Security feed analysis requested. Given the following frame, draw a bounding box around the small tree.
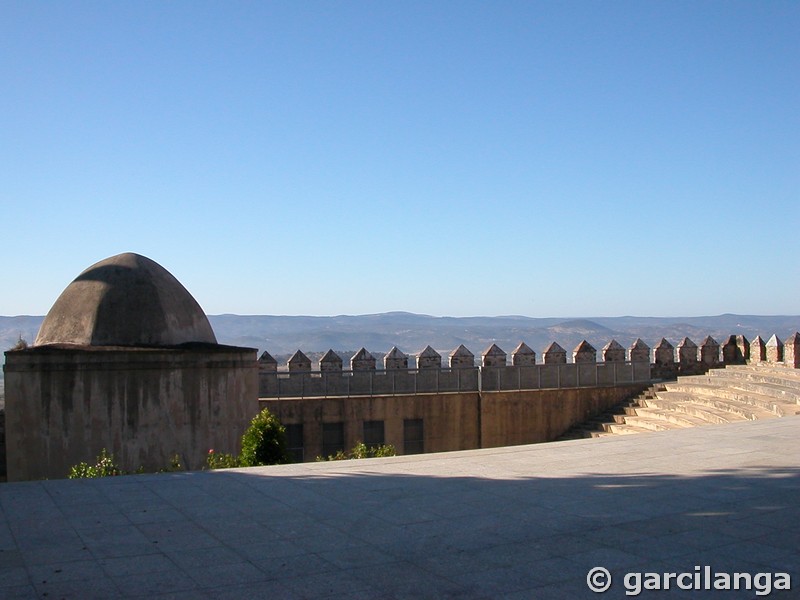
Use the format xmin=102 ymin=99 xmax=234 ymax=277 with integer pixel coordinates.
xmin=238 ymin=408 xmax=291 ymax=466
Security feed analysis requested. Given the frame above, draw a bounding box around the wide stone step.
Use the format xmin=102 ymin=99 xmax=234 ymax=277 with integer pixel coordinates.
xmin=609 ymin=417 xmax=685 ymax=432
xmin=660 ymin=383 xmax=799 ymax=416
xmin=647 ymin=391 xmax=778 ymax=421
xmin=603 ymin=422 xmax=655 ymax=435
xmin=703 ymin=368 xmax=800 ymax=391
xmin=630 ymin=407 xmax=712 ymax=428
xmin=716 ymin=381 xmax=800 ymax=411
xmin=588 ymin=430 xmax=617 ymax=438
xmin=641 ymin=396 xmax=747 ymax=424
xmin=721 ymin=364 xmax=800 ymax=382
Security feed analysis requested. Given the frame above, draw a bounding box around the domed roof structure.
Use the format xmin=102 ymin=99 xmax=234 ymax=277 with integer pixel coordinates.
xmin=34 ymin=253 xmax=217 ymax=347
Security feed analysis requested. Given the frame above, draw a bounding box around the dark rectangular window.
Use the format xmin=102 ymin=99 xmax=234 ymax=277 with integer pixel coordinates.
xmin=322 ymin=422 xmax=345 ymax=458
xmin=363 ymin=420 xmax=384 ymax=448
xmin=285 ymin=423 xmax=304 ymax=463
xmin=403 ymin=418 xmax=424 ymax=455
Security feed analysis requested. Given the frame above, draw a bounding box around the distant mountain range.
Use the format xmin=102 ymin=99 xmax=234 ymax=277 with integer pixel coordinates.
xmin=3 ymin=312 xmax=800 ymax=370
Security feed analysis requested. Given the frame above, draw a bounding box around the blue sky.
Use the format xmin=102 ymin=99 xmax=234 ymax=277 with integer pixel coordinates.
xmin=2 ymin=1 xmax=798 ymax=317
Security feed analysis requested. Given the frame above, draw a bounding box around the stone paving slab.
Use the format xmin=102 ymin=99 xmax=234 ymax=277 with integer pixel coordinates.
xmin=1 ymin=416 xmax=798 ymax=599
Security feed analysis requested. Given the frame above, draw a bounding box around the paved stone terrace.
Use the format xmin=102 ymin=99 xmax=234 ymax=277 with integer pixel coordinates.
xmin=1 ymin=417 xmax=798 ymax=599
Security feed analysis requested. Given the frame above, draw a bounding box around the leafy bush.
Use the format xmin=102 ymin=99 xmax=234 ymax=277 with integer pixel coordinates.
xmin=68 ymin=448 xmax=122 ymax=478
xmin=158 ymin=454 xmax=184 ymax=473
xmin=238 ymin=408 xmax=291 ymax=467
xmin=68 ymin=449 xmax=185 ymax=477
xmin=317 ymin=441 xmax=396 ymax=461
xmin=206 ymin=449 xmax=239 ymax=469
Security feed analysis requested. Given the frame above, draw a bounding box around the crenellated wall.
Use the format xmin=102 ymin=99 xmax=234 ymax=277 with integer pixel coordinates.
xmin=256 ymin=331 xmax=799 ymax=463
xmin=258 ymin=333 xmax=800 ymax=399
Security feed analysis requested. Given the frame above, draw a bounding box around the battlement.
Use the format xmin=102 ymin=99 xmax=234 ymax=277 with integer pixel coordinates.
xmin=259 ymin=333 xmax=800 ymax=398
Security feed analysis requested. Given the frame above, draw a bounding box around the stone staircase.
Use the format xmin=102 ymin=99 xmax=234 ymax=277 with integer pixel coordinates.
xmin=557 ymin=363 xmax=800 ymax=439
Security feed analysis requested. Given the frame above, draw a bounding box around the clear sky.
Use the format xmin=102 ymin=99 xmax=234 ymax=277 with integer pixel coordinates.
xmin=2 ymin=1 xmax=798 ymax=318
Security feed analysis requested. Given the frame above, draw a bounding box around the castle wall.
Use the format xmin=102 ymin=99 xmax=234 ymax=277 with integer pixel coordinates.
xmin=260 ymin=362 xmax=651 ymax=398
xmin=263 ymin=392 xmax=481 ymax=460
xmin=261 ymin=383 xmax=646 ymax=461
xmin=479 ymin=384 xmax=647 ymax=448
xmin=3 ymin=346 xmax=257 ymax=481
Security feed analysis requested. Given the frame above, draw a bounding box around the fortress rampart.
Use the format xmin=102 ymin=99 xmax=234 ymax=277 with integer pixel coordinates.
xmin=258 ymin=333 xmax=800 ymax=399
xmin=259 ymin=332 xmax=799 ymax=462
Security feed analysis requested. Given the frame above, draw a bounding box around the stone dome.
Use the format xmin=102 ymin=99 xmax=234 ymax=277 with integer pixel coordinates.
xmin=34 ymin=253 xmax=217 ymax=347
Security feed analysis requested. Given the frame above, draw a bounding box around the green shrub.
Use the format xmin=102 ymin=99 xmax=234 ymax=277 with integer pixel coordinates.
xmin=317 ymin=441 xmax=396 ymax=461
xmin=68 ymin=449 xmax=185 ymax=477
xmin=238 ymin=408 xmax=291 ymax=467
xmin=68 ymin=448 xmax=122 ymax=478
xmin=206 ymin=449 xmax=239 ymax=469
xmin=158 ymin=454 xmax=184 ymax=473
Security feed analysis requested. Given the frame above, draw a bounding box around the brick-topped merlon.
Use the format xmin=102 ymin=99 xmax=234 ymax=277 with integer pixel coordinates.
xmin=629 ymin=339 xmax=650 ymax=363
xmin=750 ymin=336 xmax=766 ymax=363
xmin=449 ymin=344 xmax=475 ymax=369
xmin=784 ymin=332 xmax=800 ymax=368
xmin=572 ymin=340 xmax=596 ymax=363
xmin=542 ymin=342 xmax=566 ymax=365
xmin=288 ymin=350 xmax=312 ymax=372
xmin=384 ymin=346 xmax=408 ymax=370
xmin=481 ymin=344 xmax=506 ymax=368
xmin=319 ymin=349 xmax=343 ymax=372
xmin=511 ymin=342 xmax=536 ymax=366
xmin=699 ymin=336 xmax=720 ymax=366
xmin=417 ymin=345 xmax=442 ymax=370
xmin=654 ymin=338 xmax=675 ymax=365
xmin=602 ymin=340 xmax=626 ymax=362
xmin=722 ymin=335 xmax=748 ymax=365
xmin=736 ymin=335 xmax=751 ymax=363
xmin=765 ymin=335 xmax=783 ymax=363
xmin=258 ymin=350 xmax=278 ymax=373
xmin=677 ymin=337 xmax=698 ymax=365
xmin=351 ymin=347 xmax=376 ymax=371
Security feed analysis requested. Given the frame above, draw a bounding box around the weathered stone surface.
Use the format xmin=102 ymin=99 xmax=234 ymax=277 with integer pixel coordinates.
xmin=320 ymin=349 xmax=343 ymax=372
xmin=572 ymin=340 xmax=596 ymax=363
xmin=351 ymin=347 xmax=376 ymax=371
xmin=481 ymin=344 xmax=507 ymax=368
xmin=766 ymin=334 xmax=783 ymax=363
xmin=784 ymin=332 xmax=800 ymax=368
xmin=416 ymin=345 xmax=441 ymax=369
xmin=699 ymin=336 xmax=720 ymax=366
xmin=602 ymin=340 xmax=626 ymax=363
xmin=288 ymin=350 xmax=311 ymax=372
xmin=677 ymin=337 xmax=698 ymax=365
xmin=736 ymin=334 xmax=751 ymax=363
xmin=750 ymin=336 xmax=766 ymax=363
xmin=629 ymin=339 xmax=650 ymax=363
xmin=722 ymin=335 xmax=748 ymax=365
xmin=5 ymin=253 xmax=257 ymax=482
xmin=653 ymin=338 xmax=674 ymax=365
xmin=511 ymin=342 xmax=536 ymax=366
xmin=449 ymin=344 xmax=475 ymax=369
xmin=384 ymin=346 xmax=408 ymax=370
xmin=258 ymin=350 xmax=278 ymax=372
xmin=34 ymin=252 xmax=217 ymax=347
xmin=5 ymin=346 xmax=257 ymax=481
xmin=542 ymin=342 xmax=566 ymax=364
